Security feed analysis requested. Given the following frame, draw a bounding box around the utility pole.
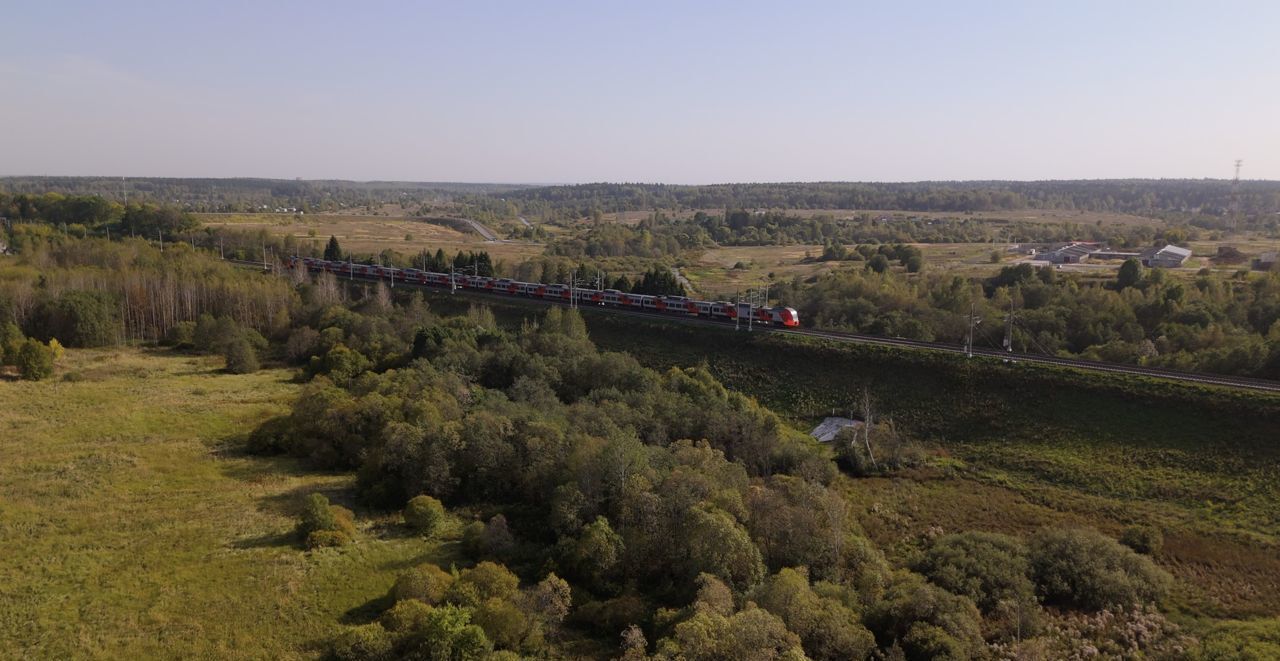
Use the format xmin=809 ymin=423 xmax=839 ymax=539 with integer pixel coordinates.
xmin=734 ymin=290 xmax=741 ymax=331
xmin=965 ymin=302 xmax=981 ymax=358
xmin=158 ymin=229 xmax=164 ymax=253
xmin=1004 ymin=297 xmax=1016 ymax=356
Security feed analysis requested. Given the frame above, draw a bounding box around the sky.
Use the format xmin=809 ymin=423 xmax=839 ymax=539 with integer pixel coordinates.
xmin=1 ymin=1 xmax=1278 ymax=184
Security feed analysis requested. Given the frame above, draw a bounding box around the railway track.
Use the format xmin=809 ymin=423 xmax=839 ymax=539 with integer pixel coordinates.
xmin=231 ymin=259 xmax=1280 ymax=394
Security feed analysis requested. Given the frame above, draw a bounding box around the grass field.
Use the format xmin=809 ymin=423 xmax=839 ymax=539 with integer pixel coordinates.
xmin=0 ymin=349 xmax=458 ymax=659
xmin=198 ymin=213 xmax=545 ymax=265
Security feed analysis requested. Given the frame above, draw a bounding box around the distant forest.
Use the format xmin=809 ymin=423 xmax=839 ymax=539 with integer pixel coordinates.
xmin=0 ymin=177 xmax=532 ymax=214
xmin=8 ymin=177 xmax=1280 ymax=221
xmin=487 ymin=180 xmax=1280 ymax=219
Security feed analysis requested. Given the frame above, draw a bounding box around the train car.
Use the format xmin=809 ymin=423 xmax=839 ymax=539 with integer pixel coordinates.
xmin=283 ymin=257 xmax=800 ymax=328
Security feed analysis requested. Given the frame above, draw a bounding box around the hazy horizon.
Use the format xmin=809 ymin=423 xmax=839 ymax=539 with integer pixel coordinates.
xmin=3 ymin=1 xmax=1278 ymax=183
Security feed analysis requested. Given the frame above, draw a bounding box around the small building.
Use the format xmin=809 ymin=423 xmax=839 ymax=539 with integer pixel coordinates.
xmin=810 ymin=417 xmax=862 ymax=443
xmin=1140 ymin=245 xmax=1192 ymax=268
xmin=1034 ymin=242 xmax=1101 ymax=264
xmin=1255 ymin=252 xmax=1279 ymax=272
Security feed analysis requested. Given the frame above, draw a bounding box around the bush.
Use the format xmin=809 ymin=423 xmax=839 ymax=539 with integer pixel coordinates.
xmin=1119 ymin=525 xmax=1163 ymax=556
xmin=1028 ymin=528 xmax=1172 ymax=611
xmin=751 ymin=568 xmax=877 ymax=660
xmin=1 ymin=322 xmax=24 ymax=363
xmin=330 ymin=623 xmax=394 ymax=661
xmin=245 ymin=415 xmax=292 ymax=455
xmin=296 ymin=493 xmax=356 ymax=548
xmin=404 ymin=495 xmax=445 ymax=536
xmin=306 ymin=529 xmax=351 ymax=549
xmin=167 ymin=321 xmax=196 ymax=347
xmin=393 ymin=564 xmax=454 ymax=605
xmin=864 ymin=572 xmax=984 ymax=660
xmin=224 ymin=335 xmax=260 ymax=373
xmin=15 ymin=338 xmax=55 ymax=380
xmin=917 ymin=532 xmax=1035 ymax=614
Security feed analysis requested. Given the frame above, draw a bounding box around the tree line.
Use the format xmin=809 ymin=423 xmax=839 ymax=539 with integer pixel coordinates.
xmin=480 ymin=180 xmax=1280 ymax=220
xmin=773 ymin=260 xmax=1280 ymax=378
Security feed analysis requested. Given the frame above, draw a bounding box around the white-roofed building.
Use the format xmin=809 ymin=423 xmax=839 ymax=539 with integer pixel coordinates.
xmin=1140 ymin=245 xmax=1192 ymax=268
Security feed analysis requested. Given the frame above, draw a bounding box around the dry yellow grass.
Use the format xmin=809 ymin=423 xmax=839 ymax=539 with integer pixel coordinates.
xmin=199 ymin=213 xmax=545 ymax=264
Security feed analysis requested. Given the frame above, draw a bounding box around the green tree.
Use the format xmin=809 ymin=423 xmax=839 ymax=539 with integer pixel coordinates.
xmin=296 ymin=492 xmax=356 ymax=548
xmin=404 ymin=495 xmax=445 ymax=536
xmin=37 ymin=290 xmax=122 ymax=347
xmin=867 ymin=254 xmax=891 ymax=273
xmin=751 ymin=568 xmax=877 ymax=660
xmin=330 ymin=623 xmax=394 ymax=661
xmin=15 ymin=338 xmax=55 ymax=380
xmin=0 ymin=322 xmax=25 ymax=364
xmin=1118 ymin=258 xmax=1144 ymax=290
xmin=224 ymin=335 xmax=260 ymax=374
xmin=917 ymin=531 xmax=1035 ymax=614
xmin=393 ymin=564 xmax=455 ymax=605
xmin=1028 ymin=527 xmax=1172 ymax=611
xmin=325 ymin=235 xmax=344 ymax=261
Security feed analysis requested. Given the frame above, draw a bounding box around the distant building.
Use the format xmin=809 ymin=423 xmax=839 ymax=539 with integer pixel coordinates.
xmin=810 ymin=417 xmax=861 ymax=443
xmin=1255 ymin=252 xmax=1279 ymax=271
xmin=1090 ymin=249 xmax=1141 ymax=261
xmin=1035 ymin=242 xmax=1101 ymax=264
xmin=1140 ymin=245 xmax=1192 ymax=268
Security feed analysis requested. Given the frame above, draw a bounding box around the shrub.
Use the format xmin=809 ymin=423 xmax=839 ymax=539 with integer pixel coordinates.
xmin=1028 ymin=528 xmax=1172 ymax=611
xmin=330 ymin=623 xmax=394 ymax=661
xmin=224 ymin=335 xmax=260 ymax=373
xmin=306 ymin=529 xmax=351 ymax=549
xmin=1 ymin=322 xmax=24 ymax=363
xmin=445 ymin=562 xmax=520 ymax=609
xmin=167 ymin=321 xmax=196 ymax=347
xmin=751 ymin=568 xmax=877 ymax=661
xmin=404 ymin=495 xmax=445 ymax=536
xmin=864 ymin=571 xmax=984 ymax=660
xmin=483 ymin=515 xmax=515 ymax=557
xmin=461 ymin=521 xmax=486 ymax=558
xmin=917 ymin=532 xmax=1036 ymax=614
xmin=393 ymin=564 xmax=455 ymax=605
xmin=1119 ymin=525 xmax=1163 ymax=556
xmin=296 ymin=493 xmax=356 ymax=548
xmin=15 ymin=338 xmax=55 ymax=380
xmin=245 ymin=415 xmax=292 ymax=455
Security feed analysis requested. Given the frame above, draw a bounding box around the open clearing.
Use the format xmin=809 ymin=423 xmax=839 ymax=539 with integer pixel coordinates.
xmin=0 ymin=349 xmax=456 ymax=659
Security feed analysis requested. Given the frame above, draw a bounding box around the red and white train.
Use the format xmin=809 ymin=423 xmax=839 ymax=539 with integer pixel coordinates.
xmin=286 ymin=257 xmax=800 ymax=327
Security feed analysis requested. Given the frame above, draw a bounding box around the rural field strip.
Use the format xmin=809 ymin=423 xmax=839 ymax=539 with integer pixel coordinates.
xmin=229 ymin=260 xmax=1280 ymax=394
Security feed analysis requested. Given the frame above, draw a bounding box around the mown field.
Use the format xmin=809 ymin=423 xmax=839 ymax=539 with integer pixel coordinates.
xmin=198 ymin=213 xmax=544 ymax=264
xmin=0 ymin=349 xmax=459 ymax=659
